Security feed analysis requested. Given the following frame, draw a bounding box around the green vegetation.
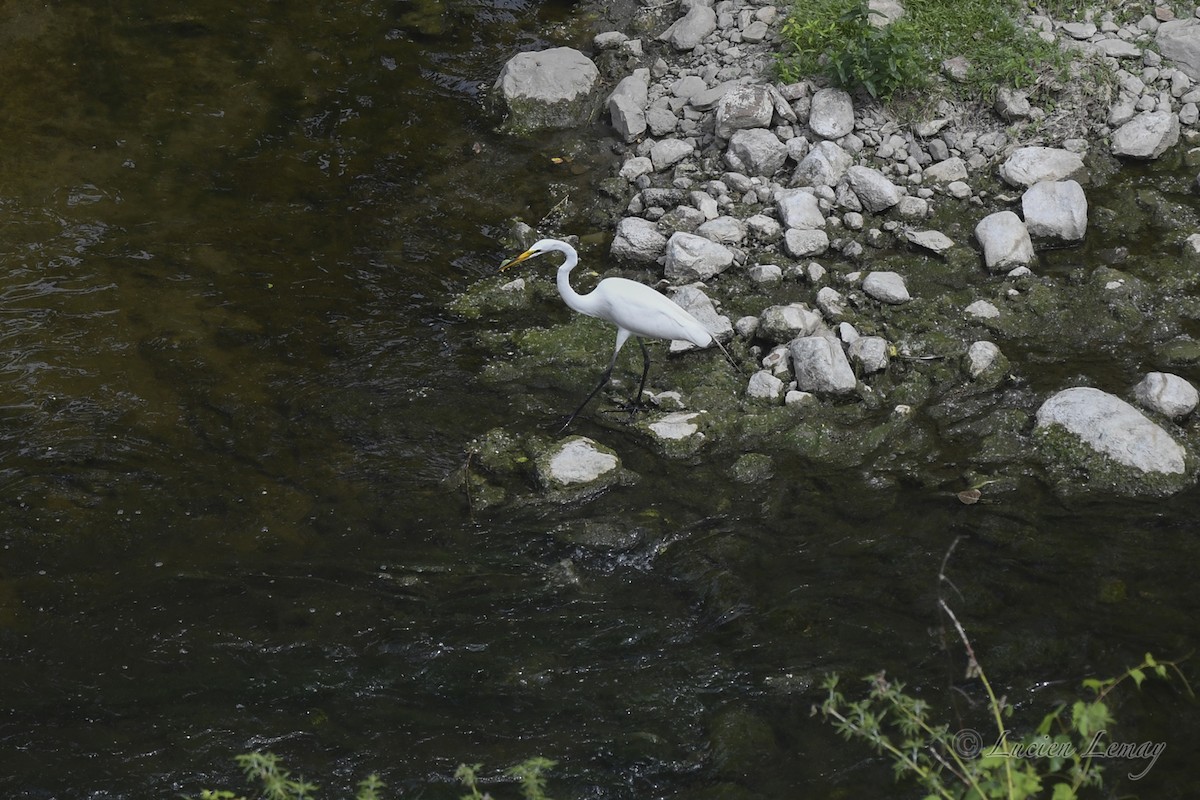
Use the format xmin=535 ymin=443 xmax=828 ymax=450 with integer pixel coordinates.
xmin=815 ymin=602 xmax=1192 ymax=799
xmin=190 ymin=755 xmax=557 ymax=800
xmin=778 ymin=0 xmax=1073 ymax=100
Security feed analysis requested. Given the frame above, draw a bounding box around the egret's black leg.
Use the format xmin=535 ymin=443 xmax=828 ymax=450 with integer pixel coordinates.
xmin=626 ymin=337 xmax=652 ymax=415
xmin=560 ymin=346 xmax=621 ymax=432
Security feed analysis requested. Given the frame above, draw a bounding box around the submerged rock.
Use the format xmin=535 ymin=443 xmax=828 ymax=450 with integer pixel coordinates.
xmin=495 ymin=47 xmax=600 ymax=133
xmin=1035 ymin=386 xmax=1188 ymax=477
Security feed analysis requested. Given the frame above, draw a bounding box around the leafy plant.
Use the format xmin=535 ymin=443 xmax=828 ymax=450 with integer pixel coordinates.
xmin=779 ymin=0 xmax=925 ymax=99
xmin=778 ymin=0 xmax=1073 ymax=102
xmin=815 ymin=601 xmax=1192 ymax=800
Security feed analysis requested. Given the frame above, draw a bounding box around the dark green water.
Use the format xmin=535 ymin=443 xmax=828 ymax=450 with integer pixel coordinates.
xmin=0 ymin=2 xmax=1198 ymax=798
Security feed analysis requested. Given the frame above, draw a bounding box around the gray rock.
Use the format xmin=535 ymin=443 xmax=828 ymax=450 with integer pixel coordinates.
xmin=789 ymin=335 xmax=857 ymax=395
xmin=923 ymin=156 xmax=968 ymax=183
xmin=846 ymin=165 xmax=902 ymax=212
xmin=646 ymin=105 xmax=678 ymax=136
xmin=667 ymin=283 xmax=732 ymax=347
xmin=792 ymin=140 xmax=853 ymax=187
xmin=867 ymin=0 xmax=905 ymax=27
xmin=1022 ymin=180 xmax=1088 ymax=242
xmin=745 ymin=214 xmax=783 ymax=241
xmin=746 ymin=370 xmax=785 ymax=401
xmin=664 ymin=232 xmax=735 ymax=282
xmin=1111 ymin=111 xmax=1180 ymax=159
xmin=688 ymin=190 xmax=719 ymax=221
xmin=725 ymin=128 xmax=788 ymax=176
xmin=808 ymin=88 xmax=855 ymax=139
xmin=1134 ymin=372 xmax=1199 ymax=418
xmin=611 ymin=217 xmax=668 ymax=264
xmin=905 ymin=229 xmax=955 ymax=255
xmin=1036 ymin=387 xmax=1187 ymax=475
xmin=660 ymin=3 xmax=718 ymax=51
xmin=998 ymin=147 xmax=1085 ymax=188
xmin=975 ymin=211 xmax=1034 ymax=271
xmin=650 ymin=138 xmax=695 ymax=171
xmin=715 ymin=85 xmax=775 ymax=139
xmin=896 ymin=196 xmax=928 ymax=219
xmin=1158 ymin=18 xmax=1200 ymax=81
xmin=1092 ymin=38 xmax=1143 ymax=59
xmin=689 ymin=80 xmax=740 ymax=111
xmin=994 ymin=88 xmax=1031 ymax=120
xmin=619 ymin=156 xmax=654 ymax=181
xmin=495 ymin=47 xmax=601 ymax=133
xmin=965 ymin=340 xmax=1001 ymax=378
xmin=848 ymin=336 xmax=889 ymax=373
xmin=862 ymin=271 xmax=911 ymax=304
xmin=671 ymin=75 xmax=708 ymax=99
xmin=783 ymin=228 xmax=830 ymax=258
xmin=607 ymin=69 xmax=650 ymax=142
xmin=815 ymin=286 xmax=846 ymax=318
xmin=759 ymin=303 xmax=824 ymax=343
xmin=536 ymin=436 xmax=621 ymax=490
xmin=776 ymin=189 xmax=825 ymax=229
xmin=747 ymin=263 xmax=783 ymax=285
xmin=965 ymin=299 xmax=1000 ymax=319
xmin=697 ymin=215 xmax=746 ymax=245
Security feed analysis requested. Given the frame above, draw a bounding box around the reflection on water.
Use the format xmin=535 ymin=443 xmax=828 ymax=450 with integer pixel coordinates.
xmin=1 ymin=1 xmax=1199 ymax=799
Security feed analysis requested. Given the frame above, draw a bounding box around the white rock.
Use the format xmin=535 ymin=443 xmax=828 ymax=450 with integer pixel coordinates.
xmin=611 ymin=217 xmax=667 ymax=264
xmin=848 ymin=336 xmax=890 ymax=373
xmin=965 ymin=300 xmax=1000 ymax=319
xmin=862 ymin=271 xmax=911 ymax=304
xmin=619 ymin=156 xmax=654 ymax=181
xmin=494 ymin=47 xmax=601 ymax=131
xmin=715 ymin=85 xmax=775 ymax=138
xmin=1158 ymin=18 xmax=1200 ymax=81
xmin=539 ymin=436 xmax=619 ymax=487
xmin=1134 ymin=372 xmax=1199 ymax=418
xmin=659 ymin=3 xmax=718 ymax=51
xmin=924 ymin=156 xmax=969 ymax=183
xmin=648 ymin=411 xmax=706 ymax=440
xmin=607 ymin=69 xmax=650 ymax=142
xmin=791 ymin=140 xmax=853 ymax=187
xmin=998 ymin=147 xmax=1085 ymax=188
xmin=906 ymin=229 xmax=955 ymax=255
xmin=1021 ymin=180 xmax=1087 ymax=242
xmin=845 ymin=165 xmax=902 ymax=212
xmin=1035 ymin=387 xmax=1187 ymax=474
xmin=667 ymin=284 xmax=732 ymax=346
xmin=776 ymin=189 xmax=825 ymax=229
xmin=783 ymin=228 xmax=830 ymax=258
xmin=808 ymin=87 xmax=855 ymax=139
xmin=697 ymin=215 xmax=746 ymax=245
xmin=746 ymin=370 xmax=785 ymax=401
xmin=789 ymin=335 xmax=857 ymax=395
xmin=745 ymin=215 xmax=783 ymax=241
xmin=1111 ymin=111 xmax=1180 ymax=159
xmin=966 ymin=340 xmax=1001 ymax=378
xmin=785 ymin=390 xmax=817 ymax=407
xmin=975 ymin=211 xmax=1034 ymax=272
xmin=747 ymin=263 xmax=783 ymax=285
xmin=650 ymin=138 xmax=695 ymax=171
xmin=759 ymin=303 xmax=824 ymax=343
xmin=664 ymin=232 xmax=735 ymax=282
xmin=725 ymin=128 xmax=788 ymax=176
xmin=815 ymin=286 xmax=846 ymax=318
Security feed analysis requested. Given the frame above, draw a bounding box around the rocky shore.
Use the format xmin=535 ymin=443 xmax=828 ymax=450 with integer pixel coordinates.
xmin=455 ymin=0 xmax=1200 ymax=504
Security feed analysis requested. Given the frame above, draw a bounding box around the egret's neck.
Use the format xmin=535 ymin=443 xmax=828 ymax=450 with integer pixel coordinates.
xmin=556 ymin=261 xmax=593 ymax=316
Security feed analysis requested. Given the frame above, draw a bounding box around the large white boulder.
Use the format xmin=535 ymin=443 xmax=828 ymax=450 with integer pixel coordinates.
xmin=495 ymin=47 xmax=600 ymax=133
xmin=1036 ymin=387 xmax=1186 ymax=475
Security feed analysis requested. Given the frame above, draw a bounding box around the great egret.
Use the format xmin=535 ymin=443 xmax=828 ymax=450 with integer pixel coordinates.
xmin=501 ymin=237 xmax=734 ymax=429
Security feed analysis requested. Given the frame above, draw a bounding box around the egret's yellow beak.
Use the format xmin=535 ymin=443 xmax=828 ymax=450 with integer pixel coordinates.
xmin=499 ymin=248 xmax=537 ymax=272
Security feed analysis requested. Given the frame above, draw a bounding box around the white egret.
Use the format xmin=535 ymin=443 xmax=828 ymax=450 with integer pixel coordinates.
xmin=501 ymin=237 xmax=734 ymax=429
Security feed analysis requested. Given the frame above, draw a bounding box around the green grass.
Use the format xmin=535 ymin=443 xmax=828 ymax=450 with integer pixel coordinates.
xmin=778 ymin=0 xmax=1077 ymax=102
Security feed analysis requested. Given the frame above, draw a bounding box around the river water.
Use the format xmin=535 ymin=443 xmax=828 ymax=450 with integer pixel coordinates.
xmin=1 ymin=1 xmax=1198 ymax=798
